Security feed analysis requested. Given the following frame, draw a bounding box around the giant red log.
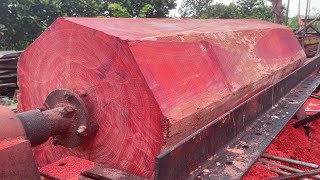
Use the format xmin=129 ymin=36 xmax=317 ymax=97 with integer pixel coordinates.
xmin=18 ymin=18 xmax=306 ymax=178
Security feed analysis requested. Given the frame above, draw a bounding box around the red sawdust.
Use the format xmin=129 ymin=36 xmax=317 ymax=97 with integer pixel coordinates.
xmin=40 ymin=156 xmax=94 ymax=180
xmin=244 ymin=97 xmax=320 ymax=179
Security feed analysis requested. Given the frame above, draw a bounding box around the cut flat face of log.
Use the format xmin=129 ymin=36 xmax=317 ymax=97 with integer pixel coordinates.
xmin=18 ymin=18 xmax=306 ymax=178
xmin=18 ymin=19 xmax=163 ymax=178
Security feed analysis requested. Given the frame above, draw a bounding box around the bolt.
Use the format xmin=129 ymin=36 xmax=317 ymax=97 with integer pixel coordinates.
xmin=90 ymin=123 xmax=99 ymax=133
xmin=77 ymin=125 xmax=87 ymax=135
xmin=77 ymin=123 xmax=99 ymax=139
xmin=52 ymin=137 xmax=61 ymax=145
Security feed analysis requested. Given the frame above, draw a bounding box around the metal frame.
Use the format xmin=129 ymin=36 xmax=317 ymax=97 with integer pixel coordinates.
xmin=155 ymin=56 xmax=320 ymax=180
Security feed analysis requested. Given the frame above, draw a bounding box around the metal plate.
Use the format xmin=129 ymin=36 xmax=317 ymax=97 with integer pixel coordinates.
xmin=44 ymin=89 xmax=88 ymax=147
xmin=155 ymin=56 xmax=320 ymax=180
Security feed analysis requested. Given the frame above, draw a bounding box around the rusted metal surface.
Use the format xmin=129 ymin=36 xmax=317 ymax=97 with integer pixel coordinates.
xmin=0 ymin=139 xmax=40 ymax=180
xmin=17 ymin=89 xmax=98 ymax=147
xmin=270 ymin=169 xmax=320 ymax=180
xmin=81 ymin=165 xmax=147 ymax=180
xmin=44 ymin=89 xmax=98 ymax=147
xmin=42 ymin=106 xmax=76 ymax=134
xmin=0 ymin=106 xmax=26 ymax=141
xmin=298 ymin=35 xmax=320 ymax=45
xmin=16 ymin=110 xmax=51 ymax=147
xmin=305 ymin=43 xmax=320 ymax=57
xmin=296 ymin=17 xmax=320 ymax=35
xmin=296 ymin=17 xmax=320 ymax=57
xmin=262 ymin=153 xmax=319 ymax=169
xmin=296 ymin=35 xmax=320 ymax=57
xmin=16 ymin=106 xmax=78 ymax=147
xmin=293 ymin=112 xmax=320 ymax=128
xmin=155 ymin=56 xmax=320 ymax=180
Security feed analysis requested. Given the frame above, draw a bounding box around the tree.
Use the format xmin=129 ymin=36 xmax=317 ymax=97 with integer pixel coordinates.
xmin=288 ymin=17 xmax=299 ymax=29
xmin=236 ymin=0 xmax=273 ymax=21
xmin=110 ymin=0 xmax=175 ymax=18
xmin=0 ymin=0 xmax=176 ymax=50
xmin=179 ymin=0 xmax=212 ymax=18
xmin=198 ymin=3 xmax=239 ymax=19
xmin=179 ymin=0 xmax=273 ymax=21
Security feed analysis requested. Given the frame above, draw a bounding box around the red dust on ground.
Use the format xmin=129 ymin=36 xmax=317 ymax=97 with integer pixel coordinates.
xmin=40 ymin=156 xmax=94 ymax=180
xmin=244 ymin=96 xmax=320 ymax=179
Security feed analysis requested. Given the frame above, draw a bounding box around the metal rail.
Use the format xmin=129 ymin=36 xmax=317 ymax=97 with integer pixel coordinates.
xmin=155 ymin=55 xmax=320 ymax=180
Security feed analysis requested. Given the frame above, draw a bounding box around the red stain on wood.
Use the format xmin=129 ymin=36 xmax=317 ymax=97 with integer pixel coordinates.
xmin=40 ymin=156 xmax=94 ymax=180
xmin=18 ymin=18 xmax=306 ymax=178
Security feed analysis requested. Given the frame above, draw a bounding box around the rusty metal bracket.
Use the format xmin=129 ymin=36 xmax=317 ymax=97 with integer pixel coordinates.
xmin=17 ymin=89 xmax=98 ymax=148
xmin=44 ymin=89 xmax=90 ymax=147
xmin=154 ymin=56 xmax=320 ymax=180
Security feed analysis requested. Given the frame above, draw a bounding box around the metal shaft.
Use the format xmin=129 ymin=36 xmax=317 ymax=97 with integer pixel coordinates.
xmin=16 ymin=106 xmax=75 ymax=147
xmin=259 ymin=159 xmax=320 ymax=179
xmin=305 ymin=109 xmax=320 ymax=112
xmin=258 ymin=164 xmax=291 ymax=175
xmin=293 ymin=112 xmax=320 ymax=128
xmin=262 ymin=153 xmax=319 ymax=169
xmin=268 ymin=169 xmax=320 ymax=180
xmin=41 ymin=106 xmax=75 ymax=134
xmin=257 ymin=164 xmax=309 ymax=180
xmin=311 ymin=94 xmax=320 ymax=100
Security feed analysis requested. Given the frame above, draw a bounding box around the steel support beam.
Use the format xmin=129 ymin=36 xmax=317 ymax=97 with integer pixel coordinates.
xmin=155 ymin=56 xmax=320 ymax=180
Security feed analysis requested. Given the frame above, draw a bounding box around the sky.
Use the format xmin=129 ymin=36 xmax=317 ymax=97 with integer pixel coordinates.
xmin=169 ymin=0 xmax=320 ymax=18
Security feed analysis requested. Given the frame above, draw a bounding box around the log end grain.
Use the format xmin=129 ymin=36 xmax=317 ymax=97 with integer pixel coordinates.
xmin=18 ymin=18 xmax=164 ymax=178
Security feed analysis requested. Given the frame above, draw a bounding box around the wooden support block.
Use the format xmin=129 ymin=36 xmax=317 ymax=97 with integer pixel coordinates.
xmin=0 ymin=139 xmax=40 ymax=180
xmin=18 ymin=18 xmax=306 ymax=178
xmin=40 ymin=156 xmax=94 ymax=180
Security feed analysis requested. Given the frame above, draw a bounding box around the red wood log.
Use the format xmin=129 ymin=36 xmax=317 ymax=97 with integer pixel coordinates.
xmin=18 ymin=18 xmax=306 ymax=178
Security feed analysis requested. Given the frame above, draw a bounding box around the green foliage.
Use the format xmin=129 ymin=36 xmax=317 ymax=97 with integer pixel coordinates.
xmin=0 ymin=96 xmax=15 ymax=106
xmin=139 ymin=4 xmax=154 ymax=18
xmin=115 ymin=0 xmax=175 ymax=18
xmin=288 ymin=17 xmax=299 ymax=29
xmin=236 ymin=0 xmax=273 ymax=21
xmin=179 ymin=0 xmax=273 ymax=21
xmin=108 ymin=3 xmax=130 ymax=17
xmin=198 ymin=3 xmax=239 ymax=19
xmin=0 ymin=0 xmax=176 ymax=50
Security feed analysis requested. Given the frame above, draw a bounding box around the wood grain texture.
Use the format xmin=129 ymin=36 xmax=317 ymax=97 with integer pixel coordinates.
xmin=18 ymin=19 xmax=163 ymax=178
xmin=18 ymin=18 xmax=306 ymax=178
